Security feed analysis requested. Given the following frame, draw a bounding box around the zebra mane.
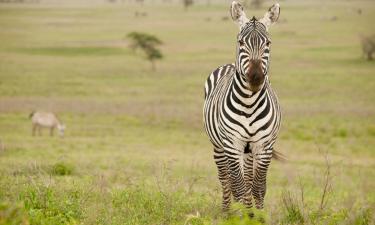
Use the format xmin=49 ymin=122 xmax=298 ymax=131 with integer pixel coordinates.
xmin=251 ymin=16 xmax=257 ymax=23
xmin=240 ymin=17 xmax=267 ymax=36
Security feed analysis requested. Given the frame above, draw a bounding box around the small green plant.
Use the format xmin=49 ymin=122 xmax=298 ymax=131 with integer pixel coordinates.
xmin=0 ymin=202 xmax=29 ymax=225
xmin=351 ymin=208 xmax=372 ymax=225
xmin=334 ymin=127 xmax=348 ymax=138
xmin=51 ymin=162 xmax=74 ymax=176
xmin=281 ymin=191 xmax=304 ymax=224
xmin=219 ymin=203 xmax=265 ymax=225
xmin=127 ymin=32 xmax=163 ymax=71
xmin=20 ymin=184 xmax=81 ymax=225
xmin=183 ymin=203 xmax=266 ymax=225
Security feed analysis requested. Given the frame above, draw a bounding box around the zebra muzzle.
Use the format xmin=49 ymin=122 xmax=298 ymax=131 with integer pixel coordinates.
xmin=246 ymin=59 xmax=265 ymax=92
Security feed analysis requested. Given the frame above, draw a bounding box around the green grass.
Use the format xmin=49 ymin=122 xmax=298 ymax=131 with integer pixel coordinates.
xmin=0 ymin=0 xmax=374 ymax=224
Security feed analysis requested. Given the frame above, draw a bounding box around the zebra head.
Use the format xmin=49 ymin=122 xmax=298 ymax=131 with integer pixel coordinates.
xmin=230 ymin=1 xmax=280 ymax=92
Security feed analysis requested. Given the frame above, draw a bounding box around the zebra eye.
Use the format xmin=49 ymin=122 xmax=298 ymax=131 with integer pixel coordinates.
xmin=238 ymin=40 xmax=245 ymax=46
xmin=266 ymin=41 xmax=271 ymax=47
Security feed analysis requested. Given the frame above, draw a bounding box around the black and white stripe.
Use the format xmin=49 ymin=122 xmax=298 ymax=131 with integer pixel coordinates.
xmin=203 ymin=16 xmax=281 ymax=211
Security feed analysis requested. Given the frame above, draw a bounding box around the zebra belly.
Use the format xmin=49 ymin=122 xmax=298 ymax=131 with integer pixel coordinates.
xmin=218 ymin=113 xmax=278 ymax=147
xmin=205 ymin=92 xmax=281 ymax=151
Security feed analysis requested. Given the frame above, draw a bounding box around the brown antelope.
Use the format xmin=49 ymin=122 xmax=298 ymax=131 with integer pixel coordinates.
xmin=29 ymin=111 xmax=65 ymax=137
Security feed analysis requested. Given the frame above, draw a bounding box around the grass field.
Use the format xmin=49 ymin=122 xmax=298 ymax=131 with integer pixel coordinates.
xmin=0 ymin=0 xmax=374 ymax=224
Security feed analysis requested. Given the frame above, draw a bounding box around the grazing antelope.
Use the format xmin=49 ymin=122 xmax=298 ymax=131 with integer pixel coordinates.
xmin=29 ymin=111 xmax=65 ymax=137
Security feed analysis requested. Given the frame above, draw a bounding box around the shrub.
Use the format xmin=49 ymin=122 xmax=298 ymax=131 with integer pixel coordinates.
xmin=281 ymin=191 xmax=304 ymax=224
xmin=51 ymin=162 xmax=74 ymax=176
xmin=19 ymin=184 xmax=81 ymax=225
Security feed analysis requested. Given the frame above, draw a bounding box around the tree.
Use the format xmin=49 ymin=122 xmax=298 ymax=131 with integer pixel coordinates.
xmin=127 ymin=32 xmax=163 ymax=71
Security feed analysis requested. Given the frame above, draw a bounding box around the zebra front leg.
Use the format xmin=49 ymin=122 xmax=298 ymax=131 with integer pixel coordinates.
xmin=243 ymin=151 xmax=254 ymax=211
xmin=252 ymin=151 xmax=272 ymax=209
xmin=214 ymin=148 xmax=232 ymax=211
xmin=224 ymin=146 xmax=246 ymax=203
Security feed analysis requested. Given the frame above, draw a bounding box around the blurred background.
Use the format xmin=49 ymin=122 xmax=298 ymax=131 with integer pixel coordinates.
xmin=0 ymin=0 xmax=374 ymax=224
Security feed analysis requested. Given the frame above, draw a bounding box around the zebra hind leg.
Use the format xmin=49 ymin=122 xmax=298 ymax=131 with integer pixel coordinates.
xmin=214 ymin=148 xmax=232 ymax=212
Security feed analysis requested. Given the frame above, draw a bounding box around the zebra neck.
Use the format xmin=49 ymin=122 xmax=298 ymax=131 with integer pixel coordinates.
xmin=233 ymin=71 xmax=268 ymax=98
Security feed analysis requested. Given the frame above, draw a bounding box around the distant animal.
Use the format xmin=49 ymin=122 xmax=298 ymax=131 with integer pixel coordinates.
xmin=329 ymin=16 xmax=338 ymax=21
xmin=135 ymin=11 xmax=147 ymax=17
xmin=222 ymin=16 xmax=229 ymax=21
xmin=203 ymin=1 xmax=282 ymax=212
xmin=29 ymin=111 xmax=65 ymax=137
xmin=360 ymin=34 xmax=375 ymax=60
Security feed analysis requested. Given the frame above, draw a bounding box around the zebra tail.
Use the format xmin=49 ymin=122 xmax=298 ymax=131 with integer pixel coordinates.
xmin=29 ymin=111 xmax=35 ymax=119
xmin=272 ymin=150 xmax=287 ymax=162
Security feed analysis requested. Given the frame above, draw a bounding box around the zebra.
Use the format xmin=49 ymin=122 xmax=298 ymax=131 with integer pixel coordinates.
xmin=29 ymin=111 xmax=66 ymax=137
xmin=203 ymin=1 xmax=282 ymax=211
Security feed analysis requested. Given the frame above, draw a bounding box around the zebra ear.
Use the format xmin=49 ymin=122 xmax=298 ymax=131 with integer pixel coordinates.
xmin=260 ymin=3 xmax=280 ymax=30
xmin=230 ymin=1 xmax=249 ymax=28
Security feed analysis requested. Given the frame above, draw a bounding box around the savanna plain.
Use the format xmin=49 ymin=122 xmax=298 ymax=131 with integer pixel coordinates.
xmin=0 ymin=0 xmax=374 ymax=224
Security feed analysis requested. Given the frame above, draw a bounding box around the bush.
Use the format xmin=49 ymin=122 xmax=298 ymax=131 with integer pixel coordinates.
xmin=19 ymin=184 xmax=81 ymax=225
xmin=281 ymin=191 xmax=304 ymax=224
xmin=51 ymin=162 xmax=74 ymax=176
